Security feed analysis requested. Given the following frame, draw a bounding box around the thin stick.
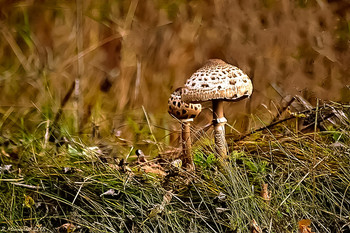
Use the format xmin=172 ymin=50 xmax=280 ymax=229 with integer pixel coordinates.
xmin=232 ymin=105 xmax=333 ymax=142
xmin=312 ymin=98 xmax=319 ymax=204
xmin=125 ymin=146 xmax=134 ymax=161
xmin=142 ymin=106 xmax=162 ymax=151
xmin=11 ymin=182 xmax=42 ymax=190
xmin=75 ymin=0 xmax=84 ymax=132
xmin=134 ymin=57 xmax=142 ymax=102
xmin=53 ymin=81 xmax=76 ymax=126
xmin=44 ymin=120 xmax=50 ymax=148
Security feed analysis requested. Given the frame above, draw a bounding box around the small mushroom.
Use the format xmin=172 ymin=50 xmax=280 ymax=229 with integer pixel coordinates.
xmin=168 ymin=87 xmax=202 ymax=170
xmin=182 ymin=59 xmax=253 ymax=158
xmin=136 ymin=149 xmax=147 ymax=163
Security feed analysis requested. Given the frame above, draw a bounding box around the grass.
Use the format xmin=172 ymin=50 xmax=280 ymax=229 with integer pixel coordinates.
xmin=0 ymin=102 xmax=349 ymax=232
xmin=0 ymin=1 xmax=350 ymax=232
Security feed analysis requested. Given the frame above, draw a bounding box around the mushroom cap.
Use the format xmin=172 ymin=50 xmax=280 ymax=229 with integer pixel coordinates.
xmin=168 ymin=87 xmax=202 ymax=120
xmin=182 ymin=59 xmax=253 ymax=103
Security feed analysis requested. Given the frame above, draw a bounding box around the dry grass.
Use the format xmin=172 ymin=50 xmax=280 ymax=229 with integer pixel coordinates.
xmin=0 ymin=0 xmax=349 ymax=137
xmin=0 ymin=1 xmax=350 ymax=232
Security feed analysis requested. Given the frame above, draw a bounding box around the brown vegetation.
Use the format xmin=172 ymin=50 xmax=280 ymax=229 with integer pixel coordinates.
xmin=0 ymin=0 xmax=349 ymax=138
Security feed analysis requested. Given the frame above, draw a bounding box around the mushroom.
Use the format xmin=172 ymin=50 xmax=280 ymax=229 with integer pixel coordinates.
xmin=136 ymin=149 xmax=147 ymax=163
xmin=168 ymin=87 xmax=202 ymax=170
xmin=181 ymin=59 xmax=253 ymax=158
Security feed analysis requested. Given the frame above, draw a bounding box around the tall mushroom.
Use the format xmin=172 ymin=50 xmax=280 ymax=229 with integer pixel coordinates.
xmin=168 ymin=87 xmax=202 ymax=170
xmin=181 ymin=59 xmax=253 ymax=158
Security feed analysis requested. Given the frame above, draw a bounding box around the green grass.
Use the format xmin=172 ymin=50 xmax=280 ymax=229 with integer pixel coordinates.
xmin=0 ymin=103 xmax=349 ymax=232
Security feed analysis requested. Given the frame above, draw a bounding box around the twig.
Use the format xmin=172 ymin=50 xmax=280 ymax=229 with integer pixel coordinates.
xmin=11 ymin=182 xmax=43 ymax=190
xmin=142 ymin=106 xmax=162 ymax=151
xmin=72 ymin=180 xmax=84 ymax=205
xmin=125 ymin=146 xmax=134 ymax=161
xmin=53 ymin=81 xmax=76 ymax=126
xmin=312 ymin=99 xmax=319 ymax=204
xmin=232 ymin=105 xmax=332 ymax=142
xmin=75 ymin=0 xmax=84 ymax=132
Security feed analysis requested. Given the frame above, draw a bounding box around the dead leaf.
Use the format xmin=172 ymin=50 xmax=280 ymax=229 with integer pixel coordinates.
xmin=58 ymin=223 xmax=76 ymax=233
xmin=260 ymin=183 xmax=271 ymax=203
xmin=250 ymin=219 xmax=262 ymax=233
xmin=162 ymin=190 xmax=173 ymax=205
xmin=298 ymin=219 xmax=315 ymax=233
xmin=141 ymin=165 xmax=167 ymax=176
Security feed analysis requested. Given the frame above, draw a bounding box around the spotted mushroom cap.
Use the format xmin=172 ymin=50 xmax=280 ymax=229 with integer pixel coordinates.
xmin=182 ymin=59 xmax=253 ymax=103
xmin=168 ymin=87 xmax=202 ymax=120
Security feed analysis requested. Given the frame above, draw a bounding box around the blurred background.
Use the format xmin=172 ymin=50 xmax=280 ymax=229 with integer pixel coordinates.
xmin=0 ymin=0 xmax=349 ymax=145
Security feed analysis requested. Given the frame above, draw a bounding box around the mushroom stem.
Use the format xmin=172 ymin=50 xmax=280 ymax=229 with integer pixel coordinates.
xmin=168 ymin=87 xmax=201 ymax=171
xmin=181 ymin=119 xmax=194 ymax=170
xmin=212 ymin=100 xmax=228 ymax=158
